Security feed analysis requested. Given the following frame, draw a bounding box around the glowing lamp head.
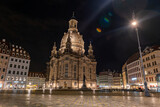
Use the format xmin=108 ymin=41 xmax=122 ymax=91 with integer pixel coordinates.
xmin=131 ymin=20 xmax=138 ymax=27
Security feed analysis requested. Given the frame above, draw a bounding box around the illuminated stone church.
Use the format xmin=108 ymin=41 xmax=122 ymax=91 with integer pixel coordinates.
xmin=49 ymin=15 xmax=97 ymax=89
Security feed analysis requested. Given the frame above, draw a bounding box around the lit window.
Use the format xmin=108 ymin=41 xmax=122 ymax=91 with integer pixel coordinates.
xmin=7 ymin=76 xmax=10 ymax=80
xmin=90 ymin=83 xmax=92 ymax=86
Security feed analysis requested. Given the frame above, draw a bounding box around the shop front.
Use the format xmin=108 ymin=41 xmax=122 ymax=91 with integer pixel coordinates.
xmin=5 ymin=81 xmax=26 ymax=89
xmin=0 ymin=82 xmax=3 ymax=89
xmin=156 ymin=74 xmax=160 ymax=92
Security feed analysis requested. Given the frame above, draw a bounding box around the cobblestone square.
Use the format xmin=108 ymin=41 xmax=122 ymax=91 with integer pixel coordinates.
xmin=0 ymin=94 xmax=160 ymax=107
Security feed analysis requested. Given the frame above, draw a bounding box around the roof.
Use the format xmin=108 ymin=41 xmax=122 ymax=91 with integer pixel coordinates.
xmin=0 ymin=39 xmax=30 ymax=60
xmin=143 ymin=45 xmax=160 ymax=55
xmin=125 ymin=45 xmax=160 ymax=65
xmin=113 ymin=72 xmax=121 ymax=77
xmin=126 ymin=52 xmax=139 ymax=64
xmin=0 ymin=39 xmax=11 ymax=55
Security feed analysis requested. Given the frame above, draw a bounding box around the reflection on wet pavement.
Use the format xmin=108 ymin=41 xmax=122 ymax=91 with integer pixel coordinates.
xmin=0 ymin=94 xmax=160 ymax=107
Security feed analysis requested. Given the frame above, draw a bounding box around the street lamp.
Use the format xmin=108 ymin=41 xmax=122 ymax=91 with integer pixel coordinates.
xmin=131 ymin=12 xmax=150 ymax=97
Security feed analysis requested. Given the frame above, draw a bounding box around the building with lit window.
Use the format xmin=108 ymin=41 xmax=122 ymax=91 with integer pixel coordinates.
xmin=0 ymin=39 xmax=30 ymax=89
xmin=122 ymin=63 xmax=128 ymax=89
xmin=27 ymin=72 xmax=45 ymax=89
xmin=126 ymin=53 xmax=143 ymax=89
xmin=97 ymin=70 xmax=113 ymax=89
xmin=48 ymin=15 xmax=97 ymax=89
xmin=122 ymin=45 xmax=160 ymax=90
xmin=0 ymin=39 xmax=10 ymax=89
xmin=97 ymin=69 xmax=122 ymax=89
xmin=112 ymin=72 xmax=123 ymax=89
xmin=4 ymin=45 xmax=30 ymax=89
xmin=142 ymin=46 xmax=160 ymax=91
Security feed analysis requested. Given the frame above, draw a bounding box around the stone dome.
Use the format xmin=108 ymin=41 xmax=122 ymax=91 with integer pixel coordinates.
xmin=59 ymin=18 xmax=85 ymax=54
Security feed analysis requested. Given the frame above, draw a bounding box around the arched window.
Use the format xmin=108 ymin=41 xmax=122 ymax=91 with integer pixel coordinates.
xmin=59 ymin=65 xmax=61 ymax=77
xmin=59 ymin=65 xmax=61 ymax=72
xmin=65 ymin=64 xmax=68 ymax=77
xmin=74 ymin=65 xmax=76 ymax=78
xmin=90 ymin=68 xmax=91 ymax=79
xmin=83 ymin=66 xmax=85 ymax=73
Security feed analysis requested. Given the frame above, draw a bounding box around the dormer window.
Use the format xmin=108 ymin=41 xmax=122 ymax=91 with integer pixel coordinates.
xmin=149 ymin=48 xmax=153 ymax=52
xmin=16 ymin=49 xmax=19 ymax=52
xmin=12 ymin=53 xmax=15 ymax=56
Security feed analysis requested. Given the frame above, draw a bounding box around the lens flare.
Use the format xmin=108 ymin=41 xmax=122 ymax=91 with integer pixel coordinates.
xmin=108 ymin=12 xmax=113 ymax=17
xmin=96 ymin=28 xmax=102 ymax=33
xmin=104 ymin=17 xmax=110 ymax=23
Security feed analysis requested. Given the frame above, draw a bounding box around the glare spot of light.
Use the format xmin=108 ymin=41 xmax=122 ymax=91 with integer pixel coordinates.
xmin=108 ymin=12 xmax=113 ymax=17
xmin=96 ymin=28 xmax=102 ymax=33
xmin=132 ymin=21 xmax=137 ymax=26
xmin=104 ymin=17 xmax=110 ymax=23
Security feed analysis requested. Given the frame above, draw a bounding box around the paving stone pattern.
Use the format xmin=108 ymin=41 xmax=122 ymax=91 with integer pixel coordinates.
xmin=0 ymin=94 xmax=160 ymax=107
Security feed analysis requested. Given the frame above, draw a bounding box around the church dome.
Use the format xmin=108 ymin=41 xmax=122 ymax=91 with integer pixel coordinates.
xmin=59 ymin=18 xmax=85 ymax=54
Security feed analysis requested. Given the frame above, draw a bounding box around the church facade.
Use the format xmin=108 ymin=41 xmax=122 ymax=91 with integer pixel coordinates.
xmin=49 ymin=16 xmax=97 ymax=89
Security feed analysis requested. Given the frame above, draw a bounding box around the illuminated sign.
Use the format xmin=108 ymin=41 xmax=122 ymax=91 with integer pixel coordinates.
xmin=0 ymin=84 xmax=2 ymax=88
xmin=132 ymin=78 xmax=137 ymax=81
xmin=14 ymin=81 xmax=19 ymax=83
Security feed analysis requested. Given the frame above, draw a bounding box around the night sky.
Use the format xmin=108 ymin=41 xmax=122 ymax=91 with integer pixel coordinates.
xmin=0 ymin=0 xmax=160 ymax=74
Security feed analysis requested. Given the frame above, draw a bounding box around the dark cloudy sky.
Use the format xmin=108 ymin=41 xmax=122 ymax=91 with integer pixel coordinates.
xmin=0 ymin=0 xmax=160 ymax=73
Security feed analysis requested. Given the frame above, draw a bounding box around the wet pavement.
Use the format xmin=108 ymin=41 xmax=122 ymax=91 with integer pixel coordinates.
xmin=0 ymin=93 xmax=160 ymax=107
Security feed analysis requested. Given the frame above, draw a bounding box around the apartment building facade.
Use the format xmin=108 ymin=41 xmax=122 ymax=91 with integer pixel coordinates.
xmin=122 ymin=46 xmax=160 ymax=90
xmin=0 ymin=39 xmax=30 ymax=89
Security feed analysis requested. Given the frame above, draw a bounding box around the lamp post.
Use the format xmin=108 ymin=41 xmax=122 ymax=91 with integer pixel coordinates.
xmin=29 ymin=82 xmax=31 ymax=89
xmin=131 ymin=12 xmax=150 ymax=97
